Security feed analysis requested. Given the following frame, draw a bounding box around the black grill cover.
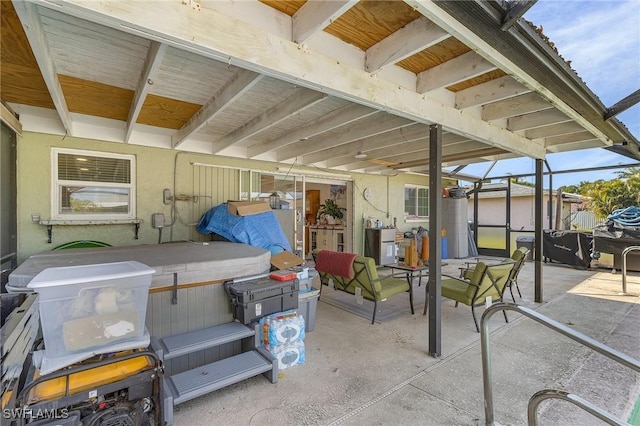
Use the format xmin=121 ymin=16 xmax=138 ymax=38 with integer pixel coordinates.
xmin=543 ymin=230 xmax=593 ymax=269
xmin=593 ymin=224 xmax=640 ymax=255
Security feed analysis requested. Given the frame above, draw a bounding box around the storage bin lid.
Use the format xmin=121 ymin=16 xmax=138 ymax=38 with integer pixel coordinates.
xmin=516 ymin=236 xmax=535 ymax=243
xmin=27 ymin=261 xmax=155 ymax=289
xmin=298 ymin=288 xmax=320 ymax=299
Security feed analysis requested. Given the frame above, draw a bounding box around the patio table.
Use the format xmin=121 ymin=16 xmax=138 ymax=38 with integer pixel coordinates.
xmin=384 ymin=262 xmax=430 ymax=288
xmin=385 ymin=261 xmax=452 ymax=316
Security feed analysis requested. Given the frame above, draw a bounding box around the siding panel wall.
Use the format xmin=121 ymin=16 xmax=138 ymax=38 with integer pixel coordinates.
xmin=189 ymin=165 xmax=241 ymax=241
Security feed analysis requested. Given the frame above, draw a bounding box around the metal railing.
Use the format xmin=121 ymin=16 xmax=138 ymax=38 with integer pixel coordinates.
xmin=621 ymin=246 xmax=640 ymax=294
xmin=481 ymin=302 xmax=640 ymax=426
xmin=528 ymin=389 xmax=627 ymax=426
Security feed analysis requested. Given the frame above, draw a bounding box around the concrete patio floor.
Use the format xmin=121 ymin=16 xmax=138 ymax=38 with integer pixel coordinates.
xmin=172 ymin=258 xmax=640 ymax=426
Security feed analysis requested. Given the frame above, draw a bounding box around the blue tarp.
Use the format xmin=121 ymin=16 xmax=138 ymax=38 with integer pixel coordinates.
xmin=197 ymin=203 xmax=291 ymax=254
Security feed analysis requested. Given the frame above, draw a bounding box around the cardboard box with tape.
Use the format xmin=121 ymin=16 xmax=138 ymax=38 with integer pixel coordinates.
xmin=271 ymin=251 xmax=305 ymax=270
xmin=227 ymin=200 xmax=271 ymax=216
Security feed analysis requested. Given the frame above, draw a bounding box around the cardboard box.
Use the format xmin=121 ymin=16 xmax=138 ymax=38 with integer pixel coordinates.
xmin=271 ymin=251 xmax=305 ymax=270
xmin=227 ymin=200 xmax=271 ymax=216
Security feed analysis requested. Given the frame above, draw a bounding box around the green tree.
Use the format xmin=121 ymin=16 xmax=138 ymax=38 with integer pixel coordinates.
xmin=510 ymin=177 xmax=534 ymax=187
xmin=561 ymin=184 xmax=580 ymax=194
xmin=562 ymin=167 xmax=640 ymax=218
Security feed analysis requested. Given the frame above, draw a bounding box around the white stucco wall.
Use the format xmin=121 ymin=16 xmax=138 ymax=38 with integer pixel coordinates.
xmin=467 ymin=195 xmax=557 ymax=230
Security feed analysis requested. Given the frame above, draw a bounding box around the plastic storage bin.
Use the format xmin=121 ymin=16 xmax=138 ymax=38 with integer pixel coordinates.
xmin=298 ymin=276 xmax=314 ymax=291
xmin=27 ymin=261 xmax=155 ymax=360
xmin=298 ymin=288 xmax=320 ymax=332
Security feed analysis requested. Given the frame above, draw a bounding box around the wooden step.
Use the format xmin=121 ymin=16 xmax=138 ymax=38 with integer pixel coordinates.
xmin=166 ymin=350 xmax=274 ymax=404
xmin=159 ymin=322 xmax=255 ymax=360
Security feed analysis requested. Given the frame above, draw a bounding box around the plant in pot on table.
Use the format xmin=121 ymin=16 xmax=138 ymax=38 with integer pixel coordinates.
xmin=318 ymin=199 xmax=345 ymax=225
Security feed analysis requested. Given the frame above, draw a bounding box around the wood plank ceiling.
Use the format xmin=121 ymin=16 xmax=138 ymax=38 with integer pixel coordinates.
xmin=1 ymin=0 xmax=637 ymax=175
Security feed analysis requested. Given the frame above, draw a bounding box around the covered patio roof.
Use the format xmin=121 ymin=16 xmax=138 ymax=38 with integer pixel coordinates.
xmin=2 ymin=0 xmax=638 ymax=174
xmin=2 ymin=0 xmax=639 ymax=357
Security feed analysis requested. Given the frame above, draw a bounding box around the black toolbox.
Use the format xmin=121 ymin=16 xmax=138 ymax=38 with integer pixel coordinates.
xmin=225 ymin=275 xmax=299 ymax=324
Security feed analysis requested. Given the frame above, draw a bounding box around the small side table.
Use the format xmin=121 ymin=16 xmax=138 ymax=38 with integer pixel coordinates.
xmin=384 ymin=263 xmax=430 ymax=288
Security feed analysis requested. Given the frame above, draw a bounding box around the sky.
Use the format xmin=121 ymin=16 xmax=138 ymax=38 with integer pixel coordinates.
xmin=457 ymin=0 xmax=640 ymax=188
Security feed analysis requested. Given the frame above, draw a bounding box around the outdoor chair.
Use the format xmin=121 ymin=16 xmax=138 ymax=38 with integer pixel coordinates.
xmin=313 ymin=249 xmax=414 ymax=324
xmin=460 ymin=247 xmax=530 ymax=301
xmin=504 ymin=247 xmax=529 ymax=300
xmin=441 ymin=260 xmax=516 ymax=332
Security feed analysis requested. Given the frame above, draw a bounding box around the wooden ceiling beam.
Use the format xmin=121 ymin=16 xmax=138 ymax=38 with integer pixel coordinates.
xmin=354 ymin=139 xmax=488 ymax=171
xmin=507 ymin=108 xmax=570 ymax=131
xmin=324 ymin=136 xmax=428 ymax=167
xmin=12 ymin=1 xmax=73 ymax=135
xmin=305 ymin=123 xmax=430 ymax=165
xmin=348 ymin=161 xmax=390 ymax=173
xmin=348 ymin=149 xmax=428 ymax=171
xmin=331 ymin=138 xmax=430 ymax=168
xmin=441 ymin=133 xmax=473 ymax=145
xmin=433 ymin=143 xmax=496 ymax=165
xmin=547 ymin=139 xmax=601 ymax=153
xmin=417 ymin=50 xmax=496 ymax=93
xmin=406 ymin=0 xmax=616 ymax=146
xmin=455 ymin=75 xmax=530 ymax=109
xmin=525 ymin=121 xmax=585 ymax=139
xmin=354 ymin=160 xmax=411 ymax=173
xmin=43 ymin=0 xmax=545 ymax=159
xmin=171 ymin=69 xmax=263 ymax=149
xmin=279 ymin=113 xmax=414 ymax=161
xmin=482 ymin=92 xmax=552 ymax=121
xmin=1 ymin=102 xmax=22 ymax=135
xmin=365 ymin=16 xmax=450 ymax=73
xmin=390 ymin=146 xmax=506 ymax=169
xmin=544 ymin=130 xmax=597 ymax=147
xmin=211 ymin=89 xmax=327 ymax=154
xmin=332 ymin=132 xmax=473 ymax=168
xmin=247 ymin=103 xmax=376 ymax=158
xmin=292 ymin=0 xmax=358 ymax=44
xmin=125 ymin=41 xmax=167 ymax=143
xmin=439 ymin=152 xmax=520 ymax=168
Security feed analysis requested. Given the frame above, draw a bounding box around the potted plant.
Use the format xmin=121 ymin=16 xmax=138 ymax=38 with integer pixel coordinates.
xmin=318 ymin=199 xmax=345 ymax=224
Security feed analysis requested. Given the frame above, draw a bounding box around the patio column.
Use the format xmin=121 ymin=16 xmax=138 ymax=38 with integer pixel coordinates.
xmin=535 ymin=159 xmax=544 ymax=302
xmin=428 ymin=123 xmax=442 ymax=357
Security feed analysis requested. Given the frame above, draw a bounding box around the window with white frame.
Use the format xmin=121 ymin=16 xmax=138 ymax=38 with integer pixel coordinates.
xmin=404 ymin=184 xmax=429 ymax=221
xmin=52 ymin=148 xmax=136 ymax=220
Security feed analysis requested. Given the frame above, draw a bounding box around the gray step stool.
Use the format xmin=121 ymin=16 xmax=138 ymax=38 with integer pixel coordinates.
xmin=152 ymin=321 xmax=277 ymax=425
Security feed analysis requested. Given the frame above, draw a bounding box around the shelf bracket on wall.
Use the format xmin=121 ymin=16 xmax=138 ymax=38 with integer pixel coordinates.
xmin=39 ymin=219 xmax=143 ymax=243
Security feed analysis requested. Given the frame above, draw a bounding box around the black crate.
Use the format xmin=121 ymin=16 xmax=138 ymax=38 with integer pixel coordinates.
xmin=226 ymin=276 xmax=299 ymax=302
xmin=225 ymin=277 xmax=299 ymax=324
xmin=232 ymin=292 xmax=299 ymax=324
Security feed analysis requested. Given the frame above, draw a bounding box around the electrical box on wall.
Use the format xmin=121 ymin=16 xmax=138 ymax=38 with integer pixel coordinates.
xmin=163 ymin=189 xmax=172 ymax=205
xmin=152 ymin=213 xmax=165 ymax=229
